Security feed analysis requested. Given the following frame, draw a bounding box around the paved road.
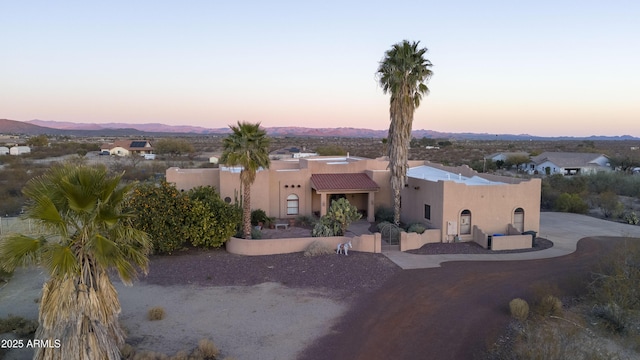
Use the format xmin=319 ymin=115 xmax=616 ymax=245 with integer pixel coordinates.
xmin=383 ymin=212 xmax=640 ymax=269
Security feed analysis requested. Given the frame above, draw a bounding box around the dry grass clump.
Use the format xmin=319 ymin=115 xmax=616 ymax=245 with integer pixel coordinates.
xmin=0 ymin=315 xmax=38 ymax=337
xmin=304 ymin=241 xmax=334 ymax=257
xmin=147 ymin=306 xmax=166 ymax=321
xmin=192 ymin=338 xmax=220 ymax=359
xmin=509 ymin=298 xmax=530 ymax=322
xmin=537 ymin=295 xmax=563 ymax=317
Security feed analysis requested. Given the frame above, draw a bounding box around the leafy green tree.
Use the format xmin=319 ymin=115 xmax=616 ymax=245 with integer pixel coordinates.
xmin=184 ymin=186 xmax=241 ymax=248
xmin=124 ymin=181 xmax=190 ymax=254
xmin=220 ymin=122 xmax=271 ymax=239
xmin=26 ymin=134 xmax=49 ymax=147
xmin=505 ymin=154 xmax=531 ymax=172
xmin=0 ymin=164 xmax=150 ymax=360
xmin=377 ymin=40 xmax=433 ymax=225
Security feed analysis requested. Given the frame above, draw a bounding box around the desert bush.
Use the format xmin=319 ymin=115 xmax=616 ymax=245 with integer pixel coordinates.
xmin=597 ymin=191 xmax=623 ymax=218
xmin=406 ymin=222 xmax=427 ymax=234
xmin=185 ymin=187 xmax=241 ymax=248
xmin=169 ymin=351 xmax=189 ymax=360
xmin=0 ymin=315 xmax=38 ymax=337
xmin=311 ymin=219 xmax=335 ymax=237
xmin=304 ymin=241 xmax=334 ymax=257
xmin=120 ymin=343 xmax=136 ymax=359
xmin=592 ymin=302 xmax=628 ymax=333
xmin=375 ymin=206 xmax=395 ymax=223
xmin=509 ymin=298 xmax=530 ymax=322
xmin=536 ymin=295 xmax=563 ymax=317
xmin=192 ymin=338 xmax=219 ymax=359
xmin=147 ymin=307 xmax=166 ymax=321
xmin=623 ymin=211 xmax=639 ymax=225
xmin=589 ymin=241 xmax=640 ymax=311
xmin=554 ymin=193 xmax=588 ymax=214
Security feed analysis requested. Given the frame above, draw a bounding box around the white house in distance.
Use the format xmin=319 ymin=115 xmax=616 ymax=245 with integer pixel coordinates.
xmin=528 ymin=152 xmax=611 ymax=176
xmin=101 ymin=140 xmax=153 ymax=157
xmin=9 ymin=146 xmax=31 ymax=155
xmin=0 ymin=146 xmax=9 ymax=155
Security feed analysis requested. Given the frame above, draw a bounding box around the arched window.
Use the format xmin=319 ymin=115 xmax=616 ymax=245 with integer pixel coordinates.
xmin=460 ymin=209 xmax=471 ymax=235
xmin=287 ymin=194 xmax=299 ymax=215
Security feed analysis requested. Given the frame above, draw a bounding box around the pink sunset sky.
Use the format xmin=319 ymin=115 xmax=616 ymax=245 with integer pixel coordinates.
xmin=1 ymin=1 xmax=639 ymax=137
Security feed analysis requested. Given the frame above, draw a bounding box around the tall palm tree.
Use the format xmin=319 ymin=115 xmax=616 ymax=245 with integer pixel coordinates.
xmin=221 ymin=121 xmax=271 ymax=239
xmin=0 ymin=164 xmax=150 ymax=360
xmin=377 ymin=40 xmax=433 ymax=225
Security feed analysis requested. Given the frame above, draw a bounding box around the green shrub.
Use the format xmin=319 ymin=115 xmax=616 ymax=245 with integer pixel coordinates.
xmin=597 ymin=191 xmax=623 ymax=218
xmin=304 ymin=241 xmax=333 ymax=257
xmin=375 ymin=206 xmax=395 ymax=223
xmin=407 ymin=223 xmax=427 ymax=234
xmin=623 ymin=211 xmax=639 ymax=225
xmin=250 ymin=209 xmax=268 ymax=226
xmin=554 ymin=193 xmax=588 ymax=214
xmin=147 ymin=307 xmax=166 ymax=321
xmin=311 ymin=219 xmax=335 ymax=237
xmin=509 ymin=298 xmax=530 ymax=322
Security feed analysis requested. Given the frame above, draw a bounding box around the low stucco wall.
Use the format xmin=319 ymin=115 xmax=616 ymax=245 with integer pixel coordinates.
xmin=473 ymin=226 xmax=489 ymax=248
xmin=400 ymin=229 xmax=442 ymax=251
xmin=226 ymin=233 xmax=381 ymax=256
xmin=491 ymin=234 xmax=532 ymax=251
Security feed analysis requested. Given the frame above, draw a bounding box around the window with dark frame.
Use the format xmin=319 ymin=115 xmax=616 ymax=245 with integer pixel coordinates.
xmin=424 ymin=204 xmax=431 ymax=220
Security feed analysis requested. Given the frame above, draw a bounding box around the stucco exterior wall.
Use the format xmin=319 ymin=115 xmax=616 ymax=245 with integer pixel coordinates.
xmin=402 ymin=175 xmax=541 ymax=243
xmin=226 ymin=233 xmax=381 ymax=256
xmin=166 ymin=167 xmax=219 ymax=191
xmin=399 ymin=229 xmax=442 ymax=251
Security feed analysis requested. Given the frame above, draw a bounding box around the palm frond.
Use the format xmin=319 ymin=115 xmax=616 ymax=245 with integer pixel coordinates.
xmin=0 ymin=234 xmax=43 ymax=272
xmin=41 ymin=243 xmax=79 ymax=278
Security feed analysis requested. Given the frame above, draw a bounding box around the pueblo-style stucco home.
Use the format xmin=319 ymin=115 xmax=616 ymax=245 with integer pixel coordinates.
xmin=101 ymin=140 xmax=154 ymax=157
xmin=167 ymin=156 xmax=541 ymax=245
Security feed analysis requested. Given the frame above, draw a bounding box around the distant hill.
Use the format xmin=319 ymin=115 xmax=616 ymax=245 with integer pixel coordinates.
xmin=0 ymin=118 xmax=637 ymax=141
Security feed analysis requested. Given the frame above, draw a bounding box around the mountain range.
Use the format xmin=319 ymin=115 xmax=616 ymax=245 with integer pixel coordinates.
xmin=0 ymin=118 xmax=638 ymax=141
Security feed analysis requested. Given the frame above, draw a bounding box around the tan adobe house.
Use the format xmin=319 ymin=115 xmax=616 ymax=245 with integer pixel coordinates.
xmin=167 ymin=156 xmax=541 ymax=244
xmin=100 ymin=140 xmax=153 ymax=156
xmin=527 ymin=152 xmax=611 ymax=176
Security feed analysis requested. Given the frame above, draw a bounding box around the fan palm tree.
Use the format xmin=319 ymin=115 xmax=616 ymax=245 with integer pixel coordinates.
xmin=0 ymin=164 xmax=150 ymax=360
xmin=221 ymin=121 xmax=271 ymax=239
xmin=377 ymin=40 xmax=433 ymax=225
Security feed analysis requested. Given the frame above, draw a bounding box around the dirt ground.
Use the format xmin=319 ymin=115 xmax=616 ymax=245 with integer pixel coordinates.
xmin=297 ymin=236 xmax=631 ymax=360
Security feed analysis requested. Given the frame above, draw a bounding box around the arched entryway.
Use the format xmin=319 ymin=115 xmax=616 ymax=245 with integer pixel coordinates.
xmin=460 ymin=209 xmax=471 ymax=235
xmin=514 ymin=207 xmax=524 ymax=232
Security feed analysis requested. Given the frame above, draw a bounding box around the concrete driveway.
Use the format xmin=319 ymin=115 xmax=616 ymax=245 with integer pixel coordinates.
xmin=383 ymin=212 xmax=640 ymax=269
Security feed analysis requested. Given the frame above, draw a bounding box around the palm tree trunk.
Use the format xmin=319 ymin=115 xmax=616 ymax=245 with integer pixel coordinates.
xmin=35 ymin=272 xmax=124 ymax=360
xmin=243 ymin=181 xmax=252 ymax=239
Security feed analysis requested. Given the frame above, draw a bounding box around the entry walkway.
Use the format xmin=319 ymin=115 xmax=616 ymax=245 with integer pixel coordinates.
xmin=383 ymin=212 xmax=640 ymax=270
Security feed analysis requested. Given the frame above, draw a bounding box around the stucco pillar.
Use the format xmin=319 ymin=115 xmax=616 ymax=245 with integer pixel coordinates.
xmin=367 ymin=191 xmax=375 ymax=222
xmin=320 ymin=193 xmax=327 ymax=217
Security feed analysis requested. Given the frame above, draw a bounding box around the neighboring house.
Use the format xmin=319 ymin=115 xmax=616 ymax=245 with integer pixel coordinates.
xmin=0 ymin=146 xmax=9 ymax=155
xmin=9 ymin=146 xmax=31 ymax=155
xmin=167 ymin=156 xmax=541 ymax=243
xmin=101 ymin=140 xmax=153 ymax=157
xmin=528 ymin=152 xmax=611 ymax=176
xmin=269 ymin=146 xmax=318 ymax=160
xmin=484 ymin=152 xmax=530 ymax=163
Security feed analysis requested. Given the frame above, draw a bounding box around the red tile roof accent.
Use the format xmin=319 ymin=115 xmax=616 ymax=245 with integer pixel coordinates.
xmin=310 ymin=173 xmax=379 ymax=191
